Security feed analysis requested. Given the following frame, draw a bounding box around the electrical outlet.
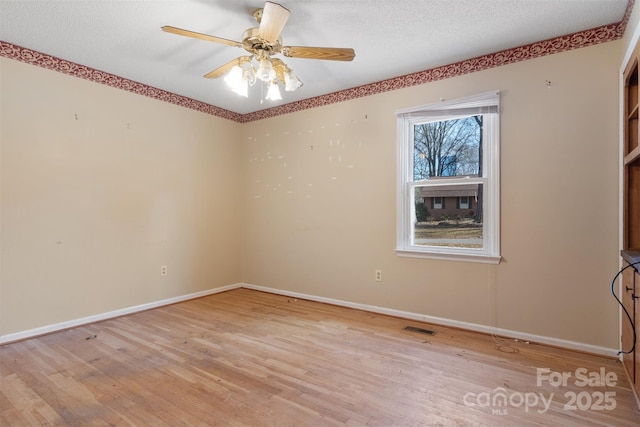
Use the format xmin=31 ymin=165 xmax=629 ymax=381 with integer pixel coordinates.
xmin=161 ymin=265 xmax=167 ymax=276
xmin=375 ymin=269 xmax=382 ymax=282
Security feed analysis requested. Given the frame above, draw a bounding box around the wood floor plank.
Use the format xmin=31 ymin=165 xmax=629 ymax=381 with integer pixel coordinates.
xmin=1 ymin=288 xmax=639 ymax=426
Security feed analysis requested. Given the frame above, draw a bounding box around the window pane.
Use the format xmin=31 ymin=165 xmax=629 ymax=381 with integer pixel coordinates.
xmin=413 ymin=184 xmax=484 ymax=249
xmin=413 ymin=116 xmax=481 ymax=181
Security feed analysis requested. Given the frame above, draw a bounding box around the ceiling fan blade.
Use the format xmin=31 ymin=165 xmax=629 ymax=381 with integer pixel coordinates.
xmin=203 ymin=56 xmax=252 ymax=79
xmin=258 ymin=2 xmax=290 ymax=44
xmin=281 ymin=46 xmax=356 ymax=61
xmin=161 ymin=26 xmax=243 ymax=48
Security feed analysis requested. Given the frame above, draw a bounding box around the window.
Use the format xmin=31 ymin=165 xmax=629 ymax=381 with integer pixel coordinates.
xmin=396 ymin=91 xmax=500 ymax=263
xmin=459 ymin=196 xmax=470 ymax=209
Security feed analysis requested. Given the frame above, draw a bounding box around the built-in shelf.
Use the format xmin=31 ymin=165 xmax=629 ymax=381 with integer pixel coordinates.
xmin=624 ymin=52 xmax=640 ymax=251
xmin=621 ymin=44 xmax=640 ymax=404
xmin=625 ymin=145 xmax=640 ymax=165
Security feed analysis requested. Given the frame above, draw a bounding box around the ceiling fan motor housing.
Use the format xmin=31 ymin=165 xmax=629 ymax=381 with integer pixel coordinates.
xmin=242 ymin=27 xmax=281 ymax=55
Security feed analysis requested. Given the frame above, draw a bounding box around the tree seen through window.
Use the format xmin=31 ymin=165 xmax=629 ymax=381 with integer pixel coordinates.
xmin=413 ymin=116 xmax=481 ymax=180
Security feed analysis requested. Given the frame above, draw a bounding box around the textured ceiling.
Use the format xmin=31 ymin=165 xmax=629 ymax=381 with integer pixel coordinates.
xmin=0 ymin=0 xmax=631 ymax=115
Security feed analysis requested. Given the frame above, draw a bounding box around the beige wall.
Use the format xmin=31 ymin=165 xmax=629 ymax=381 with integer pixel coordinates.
xmin=1 ymin=58 xmax=243 ymax=335
xmin=240 ymin=41 xmax=623 ymax=349
xmin=0 ymin=38 xmax=625 ymax=350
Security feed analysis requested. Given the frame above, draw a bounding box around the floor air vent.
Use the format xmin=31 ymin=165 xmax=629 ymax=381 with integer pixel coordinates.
xmin=404 ymin=326 xmax=437 ymax=335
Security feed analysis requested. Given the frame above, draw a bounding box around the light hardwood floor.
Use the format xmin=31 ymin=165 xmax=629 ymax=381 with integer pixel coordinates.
xmin=1 ymin=288 xmax=639 ymax=426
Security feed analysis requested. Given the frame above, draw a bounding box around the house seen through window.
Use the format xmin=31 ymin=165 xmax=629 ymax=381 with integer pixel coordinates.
xmin=396 ymin=91 xmax=500 ymax=263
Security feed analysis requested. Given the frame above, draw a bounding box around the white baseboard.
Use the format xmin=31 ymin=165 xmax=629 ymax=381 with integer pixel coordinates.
xmin=241 ymin=283 xmax=619 ymax=358
xmin=0 ymin=283 xmax=242 ymax=345
xmin=1 ymin=282 xmax=618 ymax=358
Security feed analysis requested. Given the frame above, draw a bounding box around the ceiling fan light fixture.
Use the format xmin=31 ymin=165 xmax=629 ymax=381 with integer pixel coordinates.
xmin=224 ymin=65 xmax=249 ymax=97
xmin=265 ymin=82 xmax=282 ymax=101
xmin=257 ymin=57 xmax=276 ymax=82
xmin=242 ymin=63 xmax=257 ymax=86
xmin=284 ymin=69 xmax=302 ymax=92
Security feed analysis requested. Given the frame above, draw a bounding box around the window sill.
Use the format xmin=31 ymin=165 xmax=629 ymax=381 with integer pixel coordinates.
xmin=395 ymin=249 xmax=501 ymax=264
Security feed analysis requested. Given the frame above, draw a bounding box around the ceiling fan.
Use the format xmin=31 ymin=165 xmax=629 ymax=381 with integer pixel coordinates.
xmin=161 ymin=1 xmax=356 ymax=99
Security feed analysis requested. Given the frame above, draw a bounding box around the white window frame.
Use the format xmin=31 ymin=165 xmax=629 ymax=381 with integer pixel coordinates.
xmin=396 ymin=91 xmax=501 ymax=264
xmin=433 ymin=197 xmax=443 ymax=209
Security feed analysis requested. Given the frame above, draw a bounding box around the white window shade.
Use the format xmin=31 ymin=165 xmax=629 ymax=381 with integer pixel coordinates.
xmin=396 ymin=91 xmax=499 ymax=118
